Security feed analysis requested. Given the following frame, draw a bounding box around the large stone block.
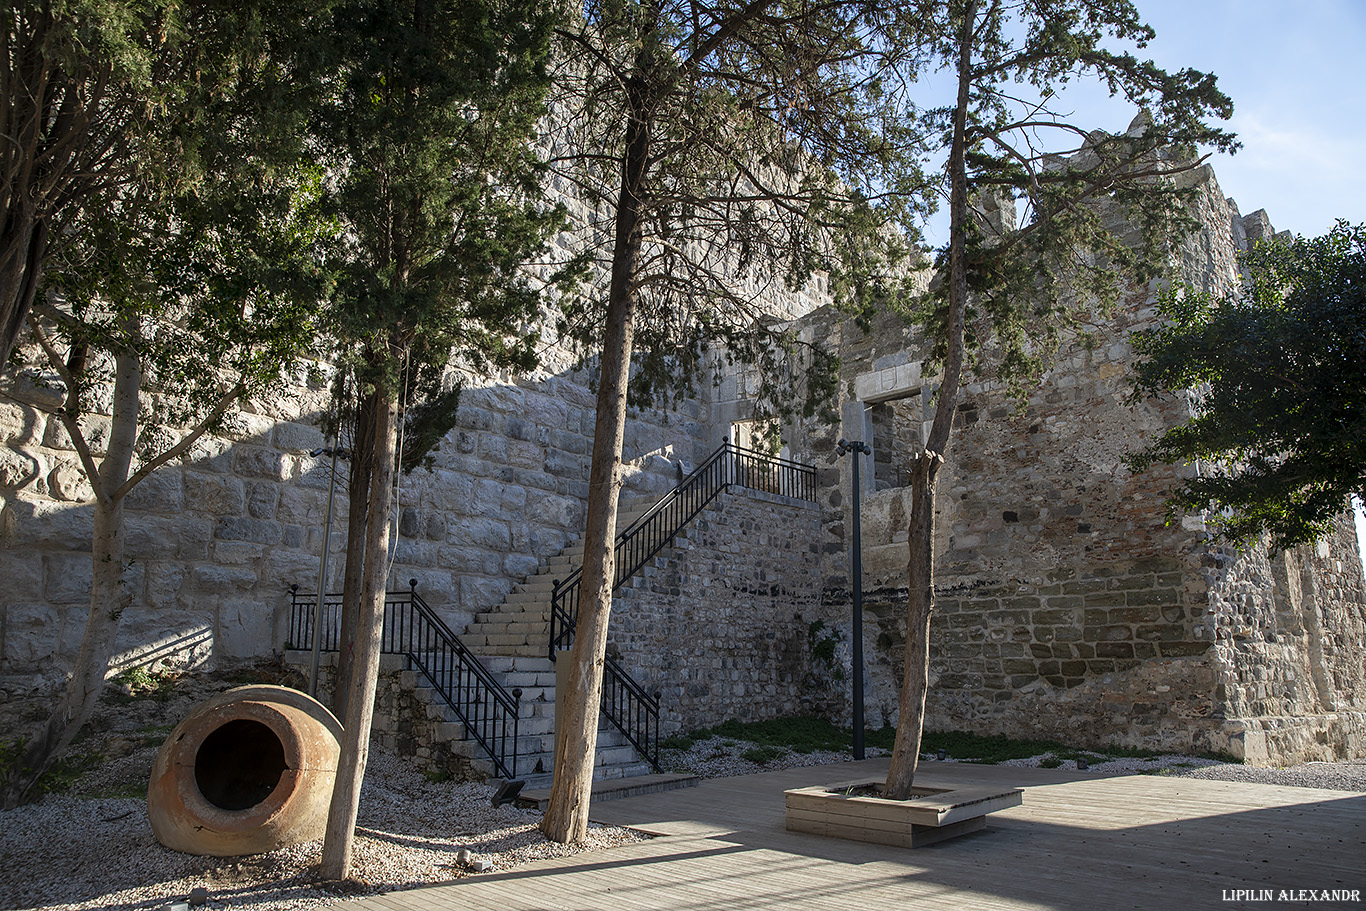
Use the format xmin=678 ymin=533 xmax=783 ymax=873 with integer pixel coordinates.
xmin=217 ymin=598 xmax=272 ymax=658
xmin=2 ymin=496 xmax=94 ymax=551
xmin=43 ymin=553 xmax=92 ymax=604
xmin=247 ymin=482 xmax=280 ymax=520
xmin=190 ymin=562 xmax=260 ymax=591
xmin=0 ymin=446 xmax=42 ymax=490
xmin=214 ymin=516 xmax=283 ymax=545
xmin=2 ymin=603 xmax=59 ymax=664
xmin=126 ymin=514 xmax=195 ymax=558
xmin=277 ymin=486 xmax=328 ymax=525
xmin=125 ymin=469 xmax=185 ymax=513
xmin=0 ymin=401 xmax=44 ymax=443
xmin=272 ymin=421 xmax=325 ymax=454
xmin=46 ymin=460 xmax=92 ymax=502
xmin=436 ymin=546 xmax=501 ymax=575
xmin=0 ymin=551 xmax=43 ymax=600
xmin=233 ymin=445 xmax=288 ymax=480
xmin=184 ymin=472 xmax=247 ymax=516
xmin=459 ymin=575 xmax=511 ymax=614
xmin=145 ymin=562 xmax=186 ymax=610
xmin=112 ymin=609 xmax=214 ymax=670
xmin=43 ymin=413 xmax=112 ymax=456
xmin=447 ymin=517 xmax=511 ymax=550
xmin=525 ymin=491 xmax=580 ymax=529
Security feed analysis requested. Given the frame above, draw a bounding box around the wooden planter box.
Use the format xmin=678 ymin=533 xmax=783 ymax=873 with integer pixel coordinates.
xmin=785 ymin=779 xmax=1023 ymax=848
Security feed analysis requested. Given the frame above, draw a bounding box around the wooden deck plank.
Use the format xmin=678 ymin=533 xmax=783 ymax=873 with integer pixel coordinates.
xmin=340 ymin=759 xmax=1366 ymax=911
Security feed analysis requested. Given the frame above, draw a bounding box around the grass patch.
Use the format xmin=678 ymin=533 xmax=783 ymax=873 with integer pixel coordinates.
xmin=740 ymin=745 xmax=788 ymax=764
xmin=659 ymin=718 xmax=1240 ymax=766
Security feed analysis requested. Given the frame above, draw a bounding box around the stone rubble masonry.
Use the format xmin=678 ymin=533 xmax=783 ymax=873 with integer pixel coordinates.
xmin=603 ymin=487 xmax=832 ymax=734
xmin=767 ymin=164 xmax=1366 ymax=765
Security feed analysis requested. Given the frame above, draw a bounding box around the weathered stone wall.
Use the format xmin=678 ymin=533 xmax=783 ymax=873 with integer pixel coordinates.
xmin=0 ymin=358 xmax=708 ymax=701
xmin=605 ymin=488 xmax=833 ymax=733
xmin=306 ymin=653 xmax=486 ymax=781
xmin=758 ymin=164 xmax=1366 ymax=763
xmin=1202 ymin=515 xmax=1366 ymax=763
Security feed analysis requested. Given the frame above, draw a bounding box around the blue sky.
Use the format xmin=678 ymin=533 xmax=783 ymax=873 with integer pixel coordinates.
xmin=1125 ymin=0 xmax=1366 ymax=238
xmin=916 ymin=1 xmax=1366 ymax=563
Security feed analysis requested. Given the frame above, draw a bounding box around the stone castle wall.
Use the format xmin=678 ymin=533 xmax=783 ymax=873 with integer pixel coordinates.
xmin=768 ymin=167 xmax=1366 ymax=763
xmin=0 ymin=359 xmax=709 ymax=701
xmin=2 ymin=131 xmax=1363 ymax=768
xmin=604 ymin=488 xmax=831 ymax=734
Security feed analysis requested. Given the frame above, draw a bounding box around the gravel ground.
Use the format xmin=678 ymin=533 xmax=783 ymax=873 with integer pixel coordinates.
xmin=3 ymin=665 xmax=1362 ymax=911
xmin=660 ymin=734 xmax=1366 ymax=792
xmin=0 ymin=749 xmax=645 ymax=911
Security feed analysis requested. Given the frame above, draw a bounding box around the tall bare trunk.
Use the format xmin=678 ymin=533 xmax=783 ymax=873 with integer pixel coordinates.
xmin=540 ymin=50 xmax=653 ymax=846
xmin=334 ymin=388 xmax=377 ymax=720
xmin=883 ymin=0 xmax=975 ymax=800
xmin=883 ymin=451 xmax=940 ymax=799
xmin=320 ymin=379 xmax=397 ymax=881
xmin=2 ymin=327 xmax=139 ymax=807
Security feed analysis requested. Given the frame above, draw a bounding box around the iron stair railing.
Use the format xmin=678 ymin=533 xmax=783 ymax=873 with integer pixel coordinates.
xmin=288 ymin=580 xmax=522 ymax=779
xmin=549 ymin=442 xmax=817 ymax=772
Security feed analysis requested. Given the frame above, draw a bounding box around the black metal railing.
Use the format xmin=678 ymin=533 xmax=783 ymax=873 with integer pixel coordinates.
xmin=288 ymin=581 xmax=522 ymax=779
xmin=548 ymin=442 xmax=817 ymax=771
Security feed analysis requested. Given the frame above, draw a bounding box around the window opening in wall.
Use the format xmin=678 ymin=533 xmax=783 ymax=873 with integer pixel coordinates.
xmin=730 ymin=419 xmax=785 ymax=457
xmin=868 ymin=394 xmax=925 ymax=490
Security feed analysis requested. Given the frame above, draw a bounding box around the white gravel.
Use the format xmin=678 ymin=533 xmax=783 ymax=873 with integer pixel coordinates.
xmin=661 ymin=735 xmax=1366 ymax=793
xmin=0 ymin=749 xmax=646 ymax=911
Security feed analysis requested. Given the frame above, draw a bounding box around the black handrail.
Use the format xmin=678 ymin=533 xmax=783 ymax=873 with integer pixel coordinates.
xmin=549 ymin=442 xmax=817 ymax=772
xmin=288 ymin=581 xmax=522 ymax=779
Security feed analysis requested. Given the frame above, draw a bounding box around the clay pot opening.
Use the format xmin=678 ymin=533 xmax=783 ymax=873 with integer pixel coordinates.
xmin=195 ymin=719 xmax=289 ymax=811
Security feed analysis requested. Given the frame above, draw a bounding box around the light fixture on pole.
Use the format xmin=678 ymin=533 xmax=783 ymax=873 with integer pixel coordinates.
xmin=836 ymin=437 xmax=871 ymax=760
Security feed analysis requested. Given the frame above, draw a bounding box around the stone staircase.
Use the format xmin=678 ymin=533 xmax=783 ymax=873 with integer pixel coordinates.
xmin=451 ymin=496 xmax=681 ymax=785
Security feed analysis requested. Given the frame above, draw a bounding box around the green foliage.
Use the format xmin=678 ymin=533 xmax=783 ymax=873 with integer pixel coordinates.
xmin=1128 ymin=222 xmax=1366 ymax=549
xmin=316 ymin=0 xmax=570 ymax=399
xmin=739 ymin=745 xmax=787 ymax=764
xmin=549 ymin=0 xmax=930 ymax=425
xmin=33 ymin=0 xmax=334 ymax=453
xmin=903 ymin=0 xmax=1237 ymax=400
xmin=807 ymin=620 xmax=846 ymax=682
xmin=0 ymin=738 xmax=105 ymax=797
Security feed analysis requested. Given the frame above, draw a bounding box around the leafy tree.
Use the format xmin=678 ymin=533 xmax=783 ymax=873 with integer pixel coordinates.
xmin=1128 ymin=222 xmax=1366 ymax=550
xmin=0 ymin=1 xmax=331 ymax=807
xmin=0 ymin=0 xmax=185 ymax=368
xmin=308 ymin=0 xmax=569 ymax=880
xmin=880 ymin=0 xmax=1235 ymax=800
xmin=538 ymin=0 xmax=929 ymax=843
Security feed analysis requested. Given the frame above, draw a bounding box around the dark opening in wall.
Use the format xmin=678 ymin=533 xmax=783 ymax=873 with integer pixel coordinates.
xmin=195 ymin=719 xmax=287 ymax=811
xmin=868 ymin=393 xmax=925 ymax=490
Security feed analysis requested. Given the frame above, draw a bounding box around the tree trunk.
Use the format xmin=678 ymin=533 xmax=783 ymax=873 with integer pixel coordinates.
xmin=882 ymin=0 xmax=975 ymax=800
xmin=883 ymin=452 xmax=940 ymax=799
xmin=320 ymin=378 xmax=397 ymax=882
xmin=540 ymin=54 xmax=654 ymax=846
xmin=1 ymin=327 xmax=139 ymax=807
xmin=334 ymin=387 xmax=377 ymax=721
xmin=0 ymin=215 xmax=49 ymax=369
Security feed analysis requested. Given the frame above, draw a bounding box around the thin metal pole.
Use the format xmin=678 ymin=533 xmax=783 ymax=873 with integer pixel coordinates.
xmin=850 ymin=444 xmax=865 ymax=761
xmin=310 ymin=444 xmax=340 ymax=697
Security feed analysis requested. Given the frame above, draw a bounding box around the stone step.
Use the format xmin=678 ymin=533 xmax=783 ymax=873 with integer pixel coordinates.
xmin=513 ymin=773 xmax=698 ymax=810
xmin=475 ymin=655 xmax=555 ymax=673
xmin=463 ymin=619 xmax=545 ymax=638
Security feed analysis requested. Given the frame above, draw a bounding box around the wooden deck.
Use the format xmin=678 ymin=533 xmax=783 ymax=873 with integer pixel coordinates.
xmin=341 ymin=758 xmax=1366 ymax=911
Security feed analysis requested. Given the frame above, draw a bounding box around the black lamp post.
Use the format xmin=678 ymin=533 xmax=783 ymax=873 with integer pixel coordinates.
xmin=836 ymin=437 xmax=871 ymax=760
